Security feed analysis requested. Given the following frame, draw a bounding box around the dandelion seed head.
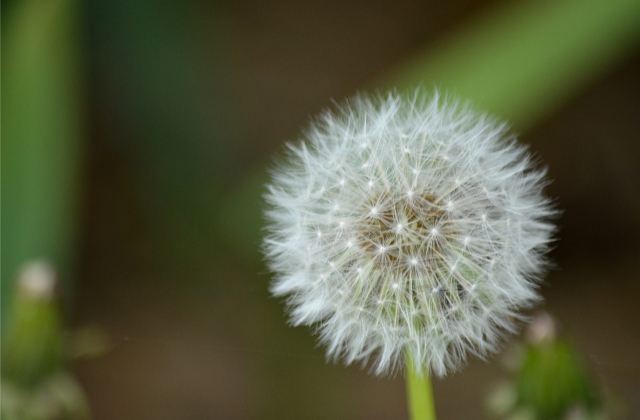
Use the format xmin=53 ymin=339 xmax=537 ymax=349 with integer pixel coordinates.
xmin=263 ymin=90 xmax=556 ymax=377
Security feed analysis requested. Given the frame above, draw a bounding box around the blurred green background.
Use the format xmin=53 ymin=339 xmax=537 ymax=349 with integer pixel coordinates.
xmin=3 ymin=0 xmax=640 ymax=418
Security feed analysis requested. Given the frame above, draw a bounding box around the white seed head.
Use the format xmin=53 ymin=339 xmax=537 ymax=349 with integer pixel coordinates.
xmin=263 ymin=91 xmax=556 ymax=377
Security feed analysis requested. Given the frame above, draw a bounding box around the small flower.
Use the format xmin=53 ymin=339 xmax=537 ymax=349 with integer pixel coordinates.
xmin=263 ymin=91 xmax=555 ymax=377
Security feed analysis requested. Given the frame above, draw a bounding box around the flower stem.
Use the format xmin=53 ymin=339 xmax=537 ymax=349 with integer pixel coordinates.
xmin=405 ymin=349 xmax=436 ymax=420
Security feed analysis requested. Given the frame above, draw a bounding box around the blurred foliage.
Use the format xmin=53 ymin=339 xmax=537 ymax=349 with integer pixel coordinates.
xmin=217 ymin=0 xmax=640 ymax=260
xmin=486 ymin=312 xmax=627 ymax=420
xmin=516 ymin=341 xmax=595 ymax=418
xmin=2 ymin=263 xmax=64 ymax=388
xmin=2 ymin=373 xmax=91 ymax=420
xmin=86 ymin=0 xmax=234 ymax=265
xmin=381 ymin=0 xmax=640 ymax=130
xmin=2 ymin=0 xmax=84 ymax=332
xmin=2 ymin=1 xmax=94 ymax=417
xmin=1 ymin=262 xmax=92 ymax=420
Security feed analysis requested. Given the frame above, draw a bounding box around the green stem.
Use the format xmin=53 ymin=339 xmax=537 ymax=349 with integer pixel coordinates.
xmin=405 ymin=349 xmax=437 ymax=420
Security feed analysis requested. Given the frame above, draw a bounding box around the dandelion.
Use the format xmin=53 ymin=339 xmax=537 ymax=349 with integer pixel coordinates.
xmin=263 ymin=90 xmax=555 ymax=417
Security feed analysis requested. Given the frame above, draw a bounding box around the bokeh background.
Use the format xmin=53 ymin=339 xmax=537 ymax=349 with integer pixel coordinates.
xmin=3 ymin=0 xmax=640 ymax=418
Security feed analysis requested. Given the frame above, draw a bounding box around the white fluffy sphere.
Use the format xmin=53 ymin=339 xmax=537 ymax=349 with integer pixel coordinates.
xmin=263 ymin=91 xmax=555 ymax=377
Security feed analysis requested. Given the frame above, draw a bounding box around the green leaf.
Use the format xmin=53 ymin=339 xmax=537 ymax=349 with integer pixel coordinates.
xmin=2 ymin=0 xmax=84 ymax=331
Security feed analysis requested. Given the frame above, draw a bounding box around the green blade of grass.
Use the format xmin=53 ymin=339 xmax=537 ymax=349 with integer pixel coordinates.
xmin=2 ymin=0 xmax=84 ymax=332
xmin=219 ymin=0 xmax=640 ymax=257
xmin=379 ymin=0 xmax=640 ymax=130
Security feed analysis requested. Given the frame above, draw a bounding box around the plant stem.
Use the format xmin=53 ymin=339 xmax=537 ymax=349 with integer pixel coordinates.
xmin=405 ymin=349 xmax=436 ymax=420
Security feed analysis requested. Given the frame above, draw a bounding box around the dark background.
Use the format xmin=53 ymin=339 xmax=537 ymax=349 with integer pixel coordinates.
xmin=12 ymin=0 xmax=639 ymax=418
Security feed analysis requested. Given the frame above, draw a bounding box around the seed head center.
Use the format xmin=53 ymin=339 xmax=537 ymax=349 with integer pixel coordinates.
xmin=358 ymin=192 xmax=446 ymax=267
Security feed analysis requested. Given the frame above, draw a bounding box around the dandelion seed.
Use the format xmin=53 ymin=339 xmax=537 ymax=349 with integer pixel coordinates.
xmin=263 ymin=90 xmax=555 ymax=377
